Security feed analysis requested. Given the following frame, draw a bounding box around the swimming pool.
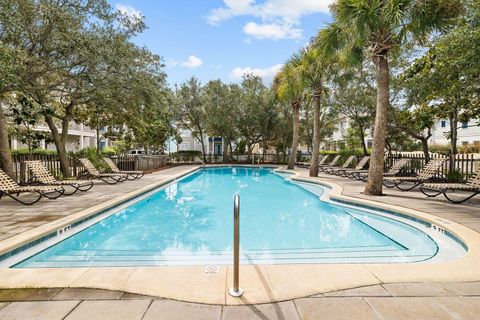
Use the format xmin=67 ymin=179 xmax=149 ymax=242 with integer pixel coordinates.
xmin=13 ymin=166 xmax=466 ymax=268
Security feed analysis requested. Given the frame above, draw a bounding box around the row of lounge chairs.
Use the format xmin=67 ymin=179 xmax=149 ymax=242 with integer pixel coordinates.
xmin=0 ymin=158 xmax=144 ymax=205
xmin=307 ymin=155 xmax=479 ymax=204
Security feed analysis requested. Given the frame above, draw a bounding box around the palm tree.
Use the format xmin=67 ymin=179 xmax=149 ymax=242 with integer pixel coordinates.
xmin=298 ymin=45 xmax=332 ymax=177
xmin=275 ymin=55 xmax=305 ymax=170
xmin=319 ymin=0 xmax=462 ymax=195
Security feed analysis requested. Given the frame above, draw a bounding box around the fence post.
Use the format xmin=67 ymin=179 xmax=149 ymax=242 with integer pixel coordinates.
xmin=470 ymin=154 xmax=474 ymax=180
xmin=72 ymin=157 xmax=78 ymax=177
xmin=134 ymin=157 xmax=139 ymax=171
xmin=19 ymin=161 xmax=26 ymax=184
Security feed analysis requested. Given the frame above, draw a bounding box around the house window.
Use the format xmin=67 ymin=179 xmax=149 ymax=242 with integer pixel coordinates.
xmin=462 ymin=122 xmax=468 ymax=129
xmin=180 ymin=129 xmax=191 ymax=138
xmin=179 ymin=142 xmax=190 ymax=151
xmin=440 ymin=121 xmax=446 ymax=128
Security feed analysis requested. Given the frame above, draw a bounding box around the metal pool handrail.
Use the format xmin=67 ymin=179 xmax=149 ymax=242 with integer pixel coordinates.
xmin=228 ymin=193 xmax=243 ymax=297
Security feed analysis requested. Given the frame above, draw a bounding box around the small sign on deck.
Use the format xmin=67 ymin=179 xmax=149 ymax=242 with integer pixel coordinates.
xmin=204 ymin=266 xmax=219 ymax=273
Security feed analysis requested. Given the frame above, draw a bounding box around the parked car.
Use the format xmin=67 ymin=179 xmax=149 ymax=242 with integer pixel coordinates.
xmin=126 ymin=149 xmax=146 ymax=156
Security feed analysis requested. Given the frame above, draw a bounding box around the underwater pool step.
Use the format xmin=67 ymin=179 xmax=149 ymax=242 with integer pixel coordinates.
xmin=47 ymin=248 xmax=406 ymax=260
xmin=62 ymin=245 xmax=404 ymax=256
xmin=17 ymin=253 xmax=434 ymax=268
xmin=34 ymin=247 xmax=413 ymax=263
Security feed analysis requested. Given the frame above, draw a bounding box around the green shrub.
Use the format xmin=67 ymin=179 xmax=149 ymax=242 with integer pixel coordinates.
xmin=112 ymin=140 xmax=132 ymax=155
xmin=319 ymin=150 xmax=338 ymax=155
xmin=446 ymin=169 xmax=465 ymax=183
xmin=429 ymin=145 xmax=451 ymax=155
xmin=11 ymin=148 xmax=56 ymax=156
xmin=101 ymin=147 xmax=116 ymax=157
xmin=430 ymin=144 xmax=480 ymax=155
xmin=296 ymin=150 xmax=303 ymax=162
xmin=72 ymin=147 xmax=109 ymax=171
xmin=171 ymin=150 xmax=203 ymax=162
xmin=460 ymin=144 xmax=480 ymax=154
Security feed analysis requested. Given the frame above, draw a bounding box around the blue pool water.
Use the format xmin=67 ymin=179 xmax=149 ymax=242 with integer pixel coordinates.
xmin=14 ymin=167 xmax=462 ymax=268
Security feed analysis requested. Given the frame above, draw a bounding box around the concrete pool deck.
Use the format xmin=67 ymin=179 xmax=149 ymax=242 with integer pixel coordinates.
xmin=0 ymin=284 xmax=480 ymax=320
xmin=0 ymin=165 xmax=479 ymax=309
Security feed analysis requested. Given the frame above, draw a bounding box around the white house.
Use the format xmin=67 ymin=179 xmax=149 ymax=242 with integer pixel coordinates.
xmin=322 ymin=114 xmax=373 ymax=151
xmin=167 ymin=129 xmax=224 ymax=156
xmin=430 ymin=119 xmax=480 ymax=147
xmin=323 ymin=116 xmax=479 ymax=151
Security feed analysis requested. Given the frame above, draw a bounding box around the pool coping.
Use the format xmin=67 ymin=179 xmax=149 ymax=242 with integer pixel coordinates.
xmin=0 ymin=164 xmax=479 ymax=305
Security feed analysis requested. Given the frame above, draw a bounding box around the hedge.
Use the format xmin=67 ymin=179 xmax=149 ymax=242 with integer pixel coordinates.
xmin=430 ymin=144 xmax=480 ymax=155
xmin=11 ymin=148 xmax=57 ymax=156
xmin=170 ymin=150 xmax=203 ymax=162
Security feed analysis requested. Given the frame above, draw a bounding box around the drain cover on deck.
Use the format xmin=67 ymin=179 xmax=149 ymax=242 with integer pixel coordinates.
xmin=204 ymin=266 xmax=219 ymax=273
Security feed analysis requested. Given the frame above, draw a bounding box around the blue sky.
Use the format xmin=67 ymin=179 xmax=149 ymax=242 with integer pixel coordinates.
xmin=111 ymin=1 xmax=333 ymax=86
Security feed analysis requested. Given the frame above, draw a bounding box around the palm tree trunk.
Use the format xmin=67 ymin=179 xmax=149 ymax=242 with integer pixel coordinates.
xmin=288 ymin=102 xmax=301 ymax=170
xmin=0 ymin=107 xmax=14 ymax=178
xmin=364 ymin=56 xmax=390 ymax=196
xmin=309 ymin=92 xmax=321 ymax=177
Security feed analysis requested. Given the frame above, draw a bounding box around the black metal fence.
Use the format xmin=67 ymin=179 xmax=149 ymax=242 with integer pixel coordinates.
xmin=169 ymin=153 xmax=291 ymax=164
xmin=12 ymin=154 xmax=169 ymax=183
xmin=386 ymin=153 xmax=478 ymax=180
xmin=10 ymin=152 xmax=479 ymax=183
xmin=192 ymin=152 xmax=478 ymax=181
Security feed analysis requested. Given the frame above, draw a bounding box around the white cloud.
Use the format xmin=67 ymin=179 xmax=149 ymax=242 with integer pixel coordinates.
xmin=166 ymin=58 xmax=179 ymax=67
xmin=230 ymin=64 xmax=284 ymax=81
xmin=209 ymin=0 xmax=332 ymax=24
xmin=208 ymin=0 xmax=333 ymax=40
xmin=116 ymin=4 xmax=142 ymax=21
xmin=243 ymin=22 xmax=302 ymax=40
xmin=180 ymin=56 xmax=203 ymax=68
xmin=208 ymin=0 xmax=257 ymax=25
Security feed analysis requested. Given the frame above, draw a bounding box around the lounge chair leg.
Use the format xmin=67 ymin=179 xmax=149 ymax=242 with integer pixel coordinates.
xmin=443 ymin=190 xmax=480 ymax=204
xmin=4 ymin=192 xmax=43 ymax=205
xmin=61 ymin=185 xmax=79 ymax=196
xmin=419 ymin=187 xmax=443 ymax=198
xmin=383 ymin=180 xmax=396 ymax=188
xmin=100 ymin=177 xmax=120 ymax=185
xmin=42 ymin=188 xmax=65 ymax=199
xmin=117 ymin=175 xmax=127 ymax=182
xmin=62 ymin=182 xmax=93 ymax=196
xmin=395 ymin=181 xmax=420 ymax=191
xmin=78 ymin=181 xmax=94 ymax=192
